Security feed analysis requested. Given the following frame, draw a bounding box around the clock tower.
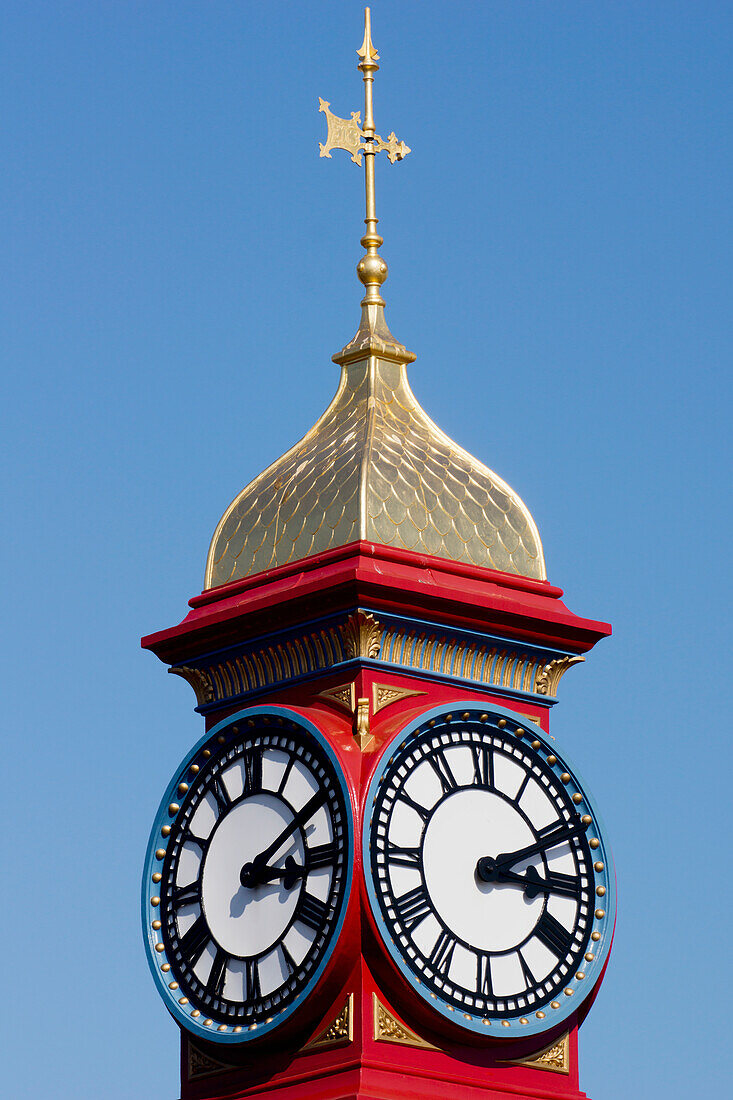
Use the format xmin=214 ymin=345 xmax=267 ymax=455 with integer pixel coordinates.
xmin=141 ymin=10 xmax=614 ymax=1100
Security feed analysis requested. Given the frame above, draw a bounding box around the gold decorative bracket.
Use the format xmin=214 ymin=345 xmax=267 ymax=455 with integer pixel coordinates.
xmin=354 ymin=696 xmax=374 ymax=751
xmin=339 ymin=609 xmax=382 ymax=659
xmin=535 ymin=655 xmax=584 ymax=696
xmin=303 ymin=994 xmax=353 ymax=1051
xmin=373 ymin=994 xmax=438 ymax=1050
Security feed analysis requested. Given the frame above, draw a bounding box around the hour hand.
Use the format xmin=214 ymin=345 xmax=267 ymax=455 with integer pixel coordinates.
xmin=477 ymin=862 xmax=579 ymax=899
xmin=240 ymin=855 xmax=305 ymax=890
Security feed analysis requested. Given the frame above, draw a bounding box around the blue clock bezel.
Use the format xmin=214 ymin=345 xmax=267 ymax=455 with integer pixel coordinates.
xmin=142 ymin=706 xmax=354 ymax=1045
xmin=362 ymin=701 xmax=615 ymax=1041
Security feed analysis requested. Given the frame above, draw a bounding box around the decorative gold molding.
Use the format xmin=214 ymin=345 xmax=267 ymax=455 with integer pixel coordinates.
xmin=303 ymin=994 xmax=353 ymax=1052
xmin=169 ymin=665 xmax=214 ymax=705
xmin=170 ymin=612 xmax=579 ymax=710
xmin=317 ymin=682 xmax=356 ymax=714
xmin=340 ymin=610 xmax=382 ymax=659
xmin=354 ymin=696 xmax=374 ymax=751
xmin=503 ymin=1031 xmax=570 ymax=1075
xmin=535 ymin=656 xmax=584 ymax=696
xmin=187 ymin=1040 xmax=235 ymax=1081
xmin=372 ymin=682 xmax=426 ymax=714
xmin=372 ymin=995 xmax=438 ymax=1050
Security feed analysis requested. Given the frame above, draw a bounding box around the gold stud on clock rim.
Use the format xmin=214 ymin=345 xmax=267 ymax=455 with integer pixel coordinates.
xmin=576 ymin=972 xmax=585 ymax=980
xmin=595 ymin=908 xmax=606 ymax=919
xmin=536 ymin=1011 xmax=545 ymax=1019
xmin=152 ymin=920 xmax=161 ymax=930
xmin=594 ymin=861 xmax=604 ymax=872
xmin=572 ymin=793 xmax=583 ymax=804
xmin=585 ymin=952 xmax=595 ymax=962
xmin=591 ymin=931 xmax=601 ymax=942
xmin=152 ymin=872 xmax=162 ymax=883
xmin=161 ymin=963 xmax=170 ymax=972
xmin=498 ymin=718 xmax=507 ymax=728
xmin=189 ymin=764 xmax=199 ymax=774
xmin=191 ymin=1010 xmax=200 ymax=1018
xmin=178 ymin=783 xmax=189 ymax=795
xmin=531 ymin=739 xmax=541 ymax=749
xmin=551 ymin=1001 xmax=560 ymax=1009
xmin=596 ymin=885 xmax=606 ymax=897
xmin=155 ymin=943 xmax=165 ymax=953
xmin=581 ymin=815 xmax=592 ymax=825
xmin=161 ymin=825 xmax=171 ymax=837
xmin=547 ymin=754 xmax=557 ymax=765
xmin=169 ymin=982 xmax=178 ymax=990
xmin=564 ymin=988 xmax=574 ymax=996
xmin=561 ymin=772 xmax=571 ymax=783
xmin=590 ymin=837 xmax=600 ymax=849
xmin=202 ymin=749 xmax=211 ymax=758
xmin=150 ymin=896 xmax=160 ymax=907
xmin=168 ymin=803 xmax=180 ymax=815
xmin=155 ymin=848 xmax=166 ymax=860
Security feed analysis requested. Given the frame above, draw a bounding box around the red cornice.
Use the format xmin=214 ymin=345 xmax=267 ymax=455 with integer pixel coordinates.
xmin=142 ymin=542 xmax=611 ymax=665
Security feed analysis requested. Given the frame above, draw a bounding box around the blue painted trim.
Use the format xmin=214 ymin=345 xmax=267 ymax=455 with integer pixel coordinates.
xmin=142 ymin=706 xmax=354 ymax=1046
xmin=362 ymin=701 xmax=615 ymax=1042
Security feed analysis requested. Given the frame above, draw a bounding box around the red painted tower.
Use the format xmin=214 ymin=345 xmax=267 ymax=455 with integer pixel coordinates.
xmin=141 ymin=11 xmax=614 ymax=1100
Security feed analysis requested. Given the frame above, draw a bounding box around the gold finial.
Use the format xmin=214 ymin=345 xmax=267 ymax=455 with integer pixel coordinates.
xmin=319 ymin=7 xmax=410 ymax=311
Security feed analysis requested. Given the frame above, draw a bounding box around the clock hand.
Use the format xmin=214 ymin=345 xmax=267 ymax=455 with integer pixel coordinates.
xmin=244 ymin=856 xmax=306 ymax=889
xmin=476 ymin=818 xmax=588 ymax=882
xmin=240 ymin=790 xmax=326 ymax=887
xmin=479 ymin=863 xmax=579 ymax=899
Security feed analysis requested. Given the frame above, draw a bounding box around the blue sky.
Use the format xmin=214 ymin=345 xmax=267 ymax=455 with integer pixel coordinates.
xmin=2 ymin=2 xmax=731 ymax=1097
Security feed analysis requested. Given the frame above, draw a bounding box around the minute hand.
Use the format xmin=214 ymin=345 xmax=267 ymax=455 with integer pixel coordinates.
xmin=495 ymin=820 xmax=587 ymax=871
xmin=253 ymin=789 xmax=327 ymax=869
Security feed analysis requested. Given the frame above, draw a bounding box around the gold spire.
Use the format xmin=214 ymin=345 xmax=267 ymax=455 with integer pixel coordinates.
xmin=203 ymin=10 xmax=546 ymax=590
xmin=319 ymin=8 xmax=410 ymax=358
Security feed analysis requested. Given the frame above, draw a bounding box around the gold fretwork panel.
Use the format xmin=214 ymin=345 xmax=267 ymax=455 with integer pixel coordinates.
xmin=187 ymin=1040 xmax=235 ymax=1081
xmin=317 ymin=682 xmax=356 ymax=714
xmin=372 ymin=682 xmax=426 ymax=714
xmin=170 ymin=610 xmax=579 ymax=709
xmin=503 ymin=1031 xmax=570 ymax=1075
xmin=380 ymin=624 xmax=580 ymax=699
xmin=373 ymin=995 xmax=438 ymax=1050
xmin=303 ymin=994 xmax=353 ymax=1052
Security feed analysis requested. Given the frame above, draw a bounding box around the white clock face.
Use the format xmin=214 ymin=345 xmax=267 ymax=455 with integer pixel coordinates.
xmin=364 ymin=708 xmax=613 ymax=1037
xmin=145 ymin=712 xmax=352 ymax=1040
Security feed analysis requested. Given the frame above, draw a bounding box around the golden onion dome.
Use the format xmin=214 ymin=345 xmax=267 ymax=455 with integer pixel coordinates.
xmin=205 ymin=305 xmax=545 ymax=588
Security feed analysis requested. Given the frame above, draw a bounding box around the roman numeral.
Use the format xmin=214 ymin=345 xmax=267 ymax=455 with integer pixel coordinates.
xmin=476 ymin=952 xmax=493 ymax=997
xmin=305 ymin=841 xmax=339 ymax=871
xmin=298 ymin=892 xmax=328 ymax=932
xmin=518 ymin=950 xmax=536 ymax=990
xmin=179 ymin=916 xmax=210 ymax=967
xmin=172 ymin=881 xmax=201 ymax=908
xmin=534 ymin=910 xmax=573 ymax=958
xmin=470 ymin=744 xmax=493 ymax=789
xmin=386 ymin=842 xmax=422 ymax=868
xmin=396 ymin=791 xmax=430 ymax=822
xmin=544 ymin=870 xmax=581 ymax=898
xmin=428 ymin=929 xmax=457 ymax=975
xmin=395 ymin=884 xmax=432 ymax=931
xmin=428 ymin=750 xmax=458 ymax=795
xmin=280 ymin=942 xmax=297 ymax=978
xmin=207 ymin=948 xmax=228 ymax=997
xmin=245 ymin=958 xmax=261 ymax=1003
xmin=210 ymin=776 xmax=231 ymax=816
xmin=242 ymin=747 xmax=263 ymax=797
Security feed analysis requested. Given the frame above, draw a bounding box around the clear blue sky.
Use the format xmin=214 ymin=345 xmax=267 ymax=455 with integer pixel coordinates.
xmin=3 ymin=2 xmax=731 ymax=1097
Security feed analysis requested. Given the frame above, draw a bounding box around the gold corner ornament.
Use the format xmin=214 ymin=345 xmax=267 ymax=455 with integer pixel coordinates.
xmin=503 ymin=1031 xmax=570 ymax=1075
xmin=372 ymin=995 xmax=438 ymax=1050
xmin=319 ymin=7 xmax=410 ymax=310
xmin=303 ymin=994 xmax=353 ymax=1052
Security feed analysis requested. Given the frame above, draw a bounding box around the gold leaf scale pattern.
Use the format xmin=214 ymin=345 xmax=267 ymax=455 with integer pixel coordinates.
xmin=205 ymin=356 xmax=545 ymax=588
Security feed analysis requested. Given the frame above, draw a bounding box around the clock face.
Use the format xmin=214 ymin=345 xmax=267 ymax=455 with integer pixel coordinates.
xmin=143 ymin=709 xmax=353 ymax=1044
xmin=364 ymin=705 xmax=614 ymax=1039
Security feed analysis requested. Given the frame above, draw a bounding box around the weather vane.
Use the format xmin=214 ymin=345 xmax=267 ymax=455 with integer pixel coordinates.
xmin=319 ymin=7 xmax=410 ymax=311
